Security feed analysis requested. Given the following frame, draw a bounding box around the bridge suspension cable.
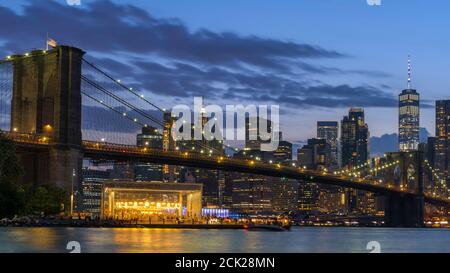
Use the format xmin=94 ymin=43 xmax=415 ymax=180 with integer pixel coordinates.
xmin=81 ymin=75 xmax=164 ymax=128
xmin=82 ymin=58 xmax=164 ymax=112
xmin=81 ymin=91 xmax=148 ymax=128
xmin=81 ymin=58 xmax=227 ymax=155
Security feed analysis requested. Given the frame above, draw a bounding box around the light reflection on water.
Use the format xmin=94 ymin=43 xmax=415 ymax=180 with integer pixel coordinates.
xmin=0 ymin=227 xmax=449 ymax=253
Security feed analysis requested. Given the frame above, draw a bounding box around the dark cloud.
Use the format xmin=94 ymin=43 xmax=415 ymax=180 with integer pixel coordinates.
xmin=0 ymin=0 xmax=396 ymax=110
xmin=0 ymin=0 xmax=343 ymax=70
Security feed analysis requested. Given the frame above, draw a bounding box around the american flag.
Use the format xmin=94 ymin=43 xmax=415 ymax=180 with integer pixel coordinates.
xmin=47 ymin=38 xmax=57 ymax=48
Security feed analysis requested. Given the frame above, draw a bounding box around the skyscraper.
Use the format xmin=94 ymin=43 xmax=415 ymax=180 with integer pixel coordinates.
xmin=81 ymin=168 xmax=111 ymax=215
xmin=341 ymin=108 xmax=369 ymax=168
xmin=399 ymin=56 xmax=420 ymax=152
xmin=297 ymin=138 xmax=331 ymax=170
xmin=271 ymin=178 xmax=298 ymax=213
xmin=435 ymin=100 xmax=450 ymax=188
xmin=135 ymin=126 xmax=163 ymax=182
xmin=231 ymin=174 xmax=273 ymax=214
xmin=317 ymin=121 xmax=339 ymax=168
xmin=340 ymin=108 xmax=372 ymax=214
xmin=271 ymin=140 xmax=293 ymax=163
xmin=245 ymin=117 xmax=272 ymax=151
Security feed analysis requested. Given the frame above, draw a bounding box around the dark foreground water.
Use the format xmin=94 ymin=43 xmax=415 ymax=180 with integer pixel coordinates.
xmin=0 ymin=227 xmax=449 ymax=253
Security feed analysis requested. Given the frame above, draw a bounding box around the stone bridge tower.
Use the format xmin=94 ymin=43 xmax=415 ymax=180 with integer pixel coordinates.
xmin=383 ymin=151 xmax=425 ymax=227
xmin=10 ymin=46 xmax=84 ymax=192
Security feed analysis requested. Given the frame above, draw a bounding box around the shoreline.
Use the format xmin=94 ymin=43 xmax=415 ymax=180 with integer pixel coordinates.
xmin=1 ymin=223 xmax=448 ymax=229
xmin=0 ymin=221 xmax=289 ymax=231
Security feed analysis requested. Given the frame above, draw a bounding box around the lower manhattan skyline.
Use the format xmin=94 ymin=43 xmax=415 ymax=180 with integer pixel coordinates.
xmin=1 ymin=0 xmax=450 ymax=142
xmin=1 ymin=0 xmax=450 ymax=260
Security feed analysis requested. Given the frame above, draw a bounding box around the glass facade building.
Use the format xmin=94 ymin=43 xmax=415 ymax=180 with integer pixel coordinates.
xmin=399 ymin=89 xmax=420 ymax=152
xmin=435 ymin=100 xmax=450 ymax=188
xmin=341 ymin=108 xmax=369 ymax=168
xmin=317 ymin=121 xmax=339 ymax=168
xmin=135 ymin=126 xmax=163 ymax=182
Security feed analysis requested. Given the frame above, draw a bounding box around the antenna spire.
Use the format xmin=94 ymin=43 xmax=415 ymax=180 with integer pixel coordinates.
xmin=407 ymin=55 xmax=412 ymax=89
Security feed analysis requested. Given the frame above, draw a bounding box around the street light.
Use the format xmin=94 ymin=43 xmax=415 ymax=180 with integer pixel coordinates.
xmin=70 ymin=169 xmax=76 ymax=216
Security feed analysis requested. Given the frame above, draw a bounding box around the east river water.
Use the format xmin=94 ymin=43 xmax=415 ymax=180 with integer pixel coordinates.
xmin=0 ymin=227 xmax=449 ymax=253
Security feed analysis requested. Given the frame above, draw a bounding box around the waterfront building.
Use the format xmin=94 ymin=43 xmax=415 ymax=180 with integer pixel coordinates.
xmin=231 ymin=174 xmax=273 ymax=214
xmin=81 ymin=168 xmax=111 ymax=215
xmin=271 ymin=178 xmax=298 ymax=213
xmin=297 ymin=183 xmax=319 ymax=211
xmin=317 ymin=185 xmax=346 ymax=214
xmin=101 ymin=181 xmax=202 ymax=222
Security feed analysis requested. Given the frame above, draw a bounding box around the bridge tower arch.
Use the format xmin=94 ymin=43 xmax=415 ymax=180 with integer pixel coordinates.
xmin=384 ymin=151 xmax=425 ymax=227
xmin=10 ymin=46 xmax=85 ymax=192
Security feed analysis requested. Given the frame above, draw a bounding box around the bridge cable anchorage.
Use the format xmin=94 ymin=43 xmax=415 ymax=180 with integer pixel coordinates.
xmin=82 ymin=58 xmax=164 ymax=112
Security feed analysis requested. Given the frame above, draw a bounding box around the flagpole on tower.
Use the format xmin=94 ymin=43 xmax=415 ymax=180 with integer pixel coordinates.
xmin=46 ymin=33 xmax=49 ymax=51
xmin=407 ymin=55 xmax=412 ymax=89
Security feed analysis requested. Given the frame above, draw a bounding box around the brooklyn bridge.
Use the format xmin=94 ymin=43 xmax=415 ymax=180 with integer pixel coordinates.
xmin=0 ymin=46 xmax=449 ymax=227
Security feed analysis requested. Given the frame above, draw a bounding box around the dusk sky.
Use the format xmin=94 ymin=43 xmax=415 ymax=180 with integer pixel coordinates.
xmin=1 ymin=0 xmax=450 ymax=143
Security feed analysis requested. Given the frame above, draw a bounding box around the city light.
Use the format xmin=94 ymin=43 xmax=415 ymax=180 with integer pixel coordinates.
xmin=1 ymin=1 xmax=450 ymax=258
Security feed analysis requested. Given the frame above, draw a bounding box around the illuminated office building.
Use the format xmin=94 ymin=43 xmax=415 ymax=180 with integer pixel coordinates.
xmin=298 ymin=183 xmax=319 ymax=211
xmin=297 ymin=138 xmax=331 ymax=170
xmin=271 ymin=178 xmax=298 ymax=213
xmin=399 ymin=57 xmax=420 ymax=152
xmin=340 ymin=108 xmax=372 ymax=214
xmin=231 ymin=174 xmax=272 ymax=214
xmin=341 ymin=108 xmax=369 ymax=168
xmin=135 ymin=126 xmax=163 ymax=182
xmin=81 ymin=168 xmax=111 ymax=215
xmin=435 ymin=100 xmax=450 ymax=189
xmin=317 ymin=121 xmax=339 ymax=168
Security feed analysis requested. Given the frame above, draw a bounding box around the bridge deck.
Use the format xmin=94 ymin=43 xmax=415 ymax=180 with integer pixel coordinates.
xmin=2 ymin=132 xmax=449 ymax=207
